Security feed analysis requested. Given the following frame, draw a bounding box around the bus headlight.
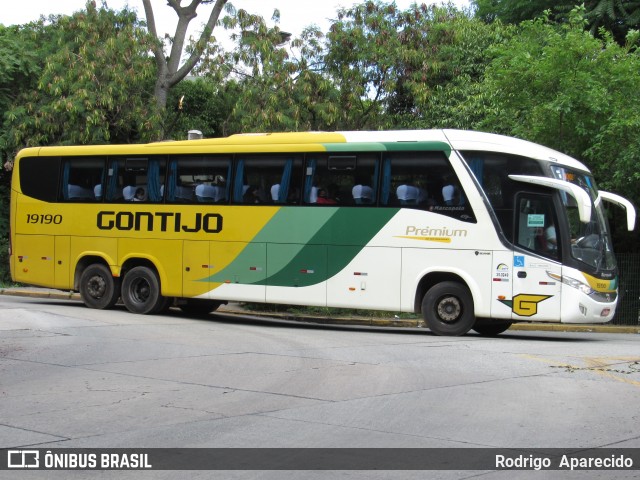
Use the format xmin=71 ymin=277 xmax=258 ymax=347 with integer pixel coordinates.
xmin=546 ymin=272 xmax=593 ymax=295
xmin=546 ymin=271 xmax=616 ymax=302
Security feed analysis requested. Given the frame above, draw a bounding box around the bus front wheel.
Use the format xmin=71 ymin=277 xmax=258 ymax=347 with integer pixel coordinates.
xmin=79 ymin=264 xmax=120 ymax=310
xmin=121 ymin=266 xmax=166 ymax=314
xmin=422 ymin=281 xmax=474 ymax=336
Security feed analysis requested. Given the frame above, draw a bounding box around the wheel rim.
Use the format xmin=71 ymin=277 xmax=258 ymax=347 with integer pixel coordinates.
xmin=436 ymin=295 xmax=462 ymax=323
xmin=87 ymin=275 xmax=107 ymax=299
xmin=130 ymin=277 xmax=151 ymax=304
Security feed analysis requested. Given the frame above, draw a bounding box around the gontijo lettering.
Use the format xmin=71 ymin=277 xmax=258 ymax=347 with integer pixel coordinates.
xmin=97 ymin=211 xmax=222 ymax=233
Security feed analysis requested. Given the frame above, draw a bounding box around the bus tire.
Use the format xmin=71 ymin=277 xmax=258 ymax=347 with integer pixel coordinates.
xmin=472 ymin=320 xmax=512 ymax=336
xmin=422 ymin=281 xmax=474 ymax=336
xmin=79 ymin=264 xmax=120 ymax=310
xmin=179 ymin=300 xmax=222 ymax=315
xmin=121 ymin=266 xmax=165 ymax=315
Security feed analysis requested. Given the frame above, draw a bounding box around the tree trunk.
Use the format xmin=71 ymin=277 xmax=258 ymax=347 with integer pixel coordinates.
xmin=143 ymin=0 xmax=228 ymax=111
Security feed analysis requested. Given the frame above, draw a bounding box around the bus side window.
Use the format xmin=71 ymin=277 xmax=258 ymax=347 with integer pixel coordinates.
xmin=515 ymin=195 xmax=559 ymax=260
xmin=381 ymin=153 xmax=435 ymax=208
xmin=304 ymin=154 xmax=378 ymax=206
xmin=167 ymin=155 xmax=231 ymax=204
xmin=104 ymin=156 xmax=166 ymax=203
xmin=234 ymin=156 xmax=303 ymax=205
xmin=61 ymin=158 xmax=105 ymax=202
xmin=381 ymin=151 xmax=475 ymax=222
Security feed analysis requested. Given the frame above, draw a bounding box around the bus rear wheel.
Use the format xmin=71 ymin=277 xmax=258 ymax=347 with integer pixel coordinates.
xmin=79 ymin=264 xmax=120 ymax=310
xmin=422 ymin=281 xmax=474 ymax=336
xmin=121 ymin=266 xmax=166 ymax=314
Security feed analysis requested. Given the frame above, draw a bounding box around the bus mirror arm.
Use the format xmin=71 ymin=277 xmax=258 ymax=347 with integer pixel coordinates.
xmin=508 ymin=175 xmax=592 ymax=224
xmin=598 ymin=191 xmax=636 ymax=231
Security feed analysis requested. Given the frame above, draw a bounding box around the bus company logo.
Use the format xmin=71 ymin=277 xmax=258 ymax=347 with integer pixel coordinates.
xmin=97 ymin=211 xmax=222 ymax=234
xmin=8 ymin=450 xmax=39 ymax=469
xmin=396 ymin=225 xmax=468 ymax=243
xmin=499 ymin=294 xmax=552 ymax=317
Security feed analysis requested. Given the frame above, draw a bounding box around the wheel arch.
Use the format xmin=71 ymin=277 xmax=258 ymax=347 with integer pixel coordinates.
xmin=74 ymin=254 xmax=115 ymax=291
xmin=120 ymin=256 xmax=162 ymax=286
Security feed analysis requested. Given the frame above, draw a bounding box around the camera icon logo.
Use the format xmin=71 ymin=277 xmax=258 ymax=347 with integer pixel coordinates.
xmin=7 ymin=450 xmax=40 ymax=468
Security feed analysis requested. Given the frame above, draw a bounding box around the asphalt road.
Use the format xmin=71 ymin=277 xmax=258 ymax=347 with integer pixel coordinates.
xmin=1 ymin=295 xmax=639 ymax=479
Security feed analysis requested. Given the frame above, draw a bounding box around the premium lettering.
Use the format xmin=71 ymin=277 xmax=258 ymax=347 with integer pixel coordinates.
xmin=405 ymin=225 xmax=468 ymax=237
xmin=97 ymin=211 xmax=222 ymax=233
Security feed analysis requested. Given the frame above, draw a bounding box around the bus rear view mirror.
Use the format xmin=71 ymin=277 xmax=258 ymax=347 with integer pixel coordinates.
xmin=597 ymin=191 xmax=636 ymax=231
xmin=509 ymin=174 xmax=592 ymax=224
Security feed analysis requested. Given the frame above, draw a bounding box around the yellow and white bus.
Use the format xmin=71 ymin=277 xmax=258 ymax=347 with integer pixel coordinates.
xmin=9 ymin=130 xmax=636 ymax=335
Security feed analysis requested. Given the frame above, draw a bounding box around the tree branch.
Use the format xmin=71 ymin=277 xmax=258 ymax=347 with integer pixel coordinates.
xmin=170 ymin=0 xmax=228 ymax=87
xmin=142 ymin=0 xmax=167 ymax=72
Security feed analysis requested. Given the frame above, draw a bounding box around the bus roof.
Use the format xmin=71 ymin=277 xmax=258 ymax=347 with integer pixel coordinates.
xmin=15 ymin=129 xmax=589 ymax=172
xmin=442 ymin=129 xmax=589 ymax=172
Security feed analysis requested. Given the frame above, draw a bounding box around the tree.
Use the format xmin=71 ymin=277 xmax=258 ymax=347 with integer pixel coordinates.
xmin=164 ymin=77 xmax=240 ymax=138
xmin=472 ymin=0 xmax=565 ymax=24
xmin=142 ymin=0 xmax=228 ymax=111
xmin=478 ymin=7 xmax=640 ymax=213
xmin=473 ymin=0 xmax=640 ymax=44
xmin=193 ymin=5 xmax=340 ymax=133
xmin=1 ymin=1 xmax=161 ymax=162
xmin=585 ymin=0 xmax=640 ymax=43
xmin=0 ymin=26 xmax=42 ymax=126
xmin=324 ymin=1 xmax=500 ymax=130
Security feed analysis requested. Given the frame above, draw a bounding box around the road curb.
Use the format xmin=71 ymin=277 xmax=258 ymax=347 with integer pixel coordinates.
xmin=2 ymin=287 xmax=639 ymax=334
xmin=1 ymin=287 xmax=81 ymax=301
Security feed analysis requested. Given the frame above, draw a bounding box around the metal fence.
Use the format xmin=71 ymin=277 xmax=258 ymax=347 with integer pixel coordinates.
xmin=613 ymin=253 xmax=640 ymax=325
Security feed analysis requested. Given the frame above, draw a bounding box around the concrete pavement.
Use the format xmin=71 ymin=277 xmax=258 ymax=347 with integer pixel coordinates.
xmin=1 ymin=286 xmax=639 ymax=334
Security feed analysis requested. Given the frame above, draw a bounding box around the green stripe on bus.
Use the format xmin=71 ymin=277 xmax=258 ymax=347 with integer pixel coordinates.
xmin=204 ymin=207 xmax=399 ymax=287
xmin=381 ymin=141 xmax=451 ymax=155
xmin=204 ymin=208 xmax=337 ymax=285
xmin=322 ymin=141 xmax=450 ymax=155
xmin=322 ymin=143 xmax=385 ymax=152
xmin=262 ymin=208 xmax=398 ymax=287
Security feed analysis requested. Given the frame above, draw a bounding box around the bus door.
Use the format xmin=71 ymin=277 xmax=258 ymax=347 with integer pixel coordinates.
xmin=511 ymin=194 xmax=562 ymax=321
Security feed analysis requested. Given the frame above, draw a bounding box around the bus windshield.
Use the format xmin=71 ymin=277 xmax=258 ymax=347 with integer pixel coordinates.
xmin=549 ymin=165 xmax=616 ymax=272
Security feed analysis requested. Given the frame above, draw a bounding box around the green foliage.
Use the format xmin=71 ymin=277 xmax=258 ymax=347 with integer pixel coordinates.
xmin=323 ymin=2 xmax=503 ymax=130
xmin=0 ymin=25 xmax=42 ymax=115
xmin=585 ymin=0 xmax=640 ymax=43
xmin=164 ymin=78 xmax=239 ymax=139
xmin=0 ymin=1 xmax=162 ymax=162
xmin=208 ymin=6 xmax=340 ymax=132
xmin=0 ymin=2 xmax=165 ymax=283
xmin=0 ymin=181 xmax=10 ymax=285
xmin=473 ymin=0 xmax=640 ymax=44
xmin=473 ymin=0 xmax=565 ymax=24
xmin=193 ymin=1 xmax=500 ymax=133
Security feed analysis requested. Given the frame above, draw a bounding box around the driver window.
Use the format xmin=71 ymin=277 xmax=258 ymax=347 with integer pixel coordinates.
xmin=516 ymin=195 xmax=560 ymax=260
